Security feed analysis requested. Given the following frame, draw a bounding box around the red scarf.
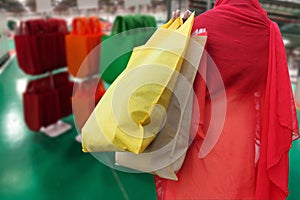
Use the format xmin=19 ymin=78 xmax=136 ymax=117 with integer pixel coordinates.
xmin=255 ymin=11 xmax=299 ymax=200
xmin=215 ymin=0 xmax=300 ymax=198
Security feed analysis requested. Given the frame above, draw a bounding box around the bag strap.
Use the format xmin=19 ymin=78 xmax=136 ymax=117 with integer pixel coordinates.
xmin=168 ymin=17 xmax=182 ymax=30
xmin=125 ymin=15 xmax=137 ymax=29
xmin=176 ymin=12 xmax=194 ymax=36
xmin=89 ymin=16 xmax=102 ymax=34
xmin=71 ymin=17 xmax=91 ymax=35
xmin=161 ymin=18 xmax=174 ymax=29
xmin=30 ymin=19 xmax=46 ymax=35
xmin=56 ymin=19 xmax=68 ymax=33
xmin=111 ymin=16 xmax=126 ymax=35
xmin=19 ymin=21 xmax=29 ymax=35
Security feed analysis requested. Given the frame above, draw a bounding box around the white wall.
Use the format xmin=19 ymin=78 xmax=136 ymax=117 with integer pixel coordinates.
xmin=0 ymin=10 xmax=9 ymax=58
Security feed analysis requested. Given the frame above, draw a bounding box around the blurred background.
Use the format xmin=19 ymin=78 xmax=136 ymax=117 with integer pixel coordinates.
xmin=0 ymin=0 xmax=299 ymax=200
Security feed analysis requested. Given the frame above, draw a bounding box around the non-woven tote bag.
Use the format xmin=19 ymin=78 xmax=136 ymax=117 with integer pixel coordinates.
xmin=65 ymin=16 xmax=102 ymax=78
xmin=115 ymin=33 xmax=207 ymax=180
xmin=82 ymin=14 xmax=196 ymax=154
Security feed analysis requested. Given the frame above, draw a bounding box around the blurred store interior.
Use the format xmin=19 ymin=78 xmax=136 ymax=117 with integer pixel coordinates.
xmin=0 ymin=0 xmax=300 ymax=200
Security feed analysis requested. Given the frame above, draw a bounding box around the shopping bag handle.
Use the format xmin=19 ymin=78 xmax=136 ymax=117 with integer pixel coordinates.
xmin=111 ymin=16 xmax=126 ymax=35
xmin=160 ymin=12 xmax=194 ymax=37
xmin=20 ymin=19 xmax=43 ymax=35
xmin=72 ymin=17 xmax=102 ymax=35
xmin=161 ymin=18 xmax=174 ymax=29
xmin=57 ymin=19 xmax=68 ymax=33
xmin=19 ymin=21 xmax=29 ymax=35
xmin=71 ymin=17 xmax=91 ymax=35
xmin=89 ymin=16 xmax=102 ymax=34
xmin=176 ymin=12 xmax=195 ymax=35
xmin=168 ymin=17 xmax=183 ymax=30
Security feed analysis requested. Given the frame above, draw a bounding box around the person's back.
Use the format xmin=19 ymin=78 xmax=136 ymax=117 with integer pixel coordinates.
xmin=155 ymin=1 xmax=299 ymax=199
xmin=195 ymin=0 xmax=269 ymax=95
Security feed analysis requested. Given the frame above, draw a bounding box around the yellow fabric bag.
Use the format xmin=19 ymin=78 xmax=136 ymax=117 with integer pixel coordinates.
xmin=82 ymin=14 xmax=195 ymax=154
xmin=115 ymin=35 xmax=207 ymax=180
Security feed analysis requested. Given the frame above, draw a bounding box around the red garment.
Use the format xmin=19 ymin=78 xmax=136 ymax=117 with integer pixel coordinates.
xmin=155 ymin=0 xmax=299 ymax=199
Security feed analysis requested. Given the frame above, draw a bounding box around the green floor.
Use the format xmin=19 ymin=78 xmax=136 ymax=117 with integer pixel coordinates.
xmin=0 ymin=41 xmax=299 ymax=200
xmin=0 ymin=45 xmax=157 ymax=199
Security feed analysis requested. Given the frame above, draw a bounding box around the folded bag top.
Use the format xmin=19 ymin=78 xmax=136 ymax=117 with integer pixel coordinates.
xmin=71 ymin=16 xmax=102 ymax=35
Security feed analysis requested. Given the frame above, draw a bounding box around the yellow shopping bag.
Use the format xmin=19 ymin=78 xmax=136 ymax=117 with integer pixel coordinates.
xmin=115 ymin=34 xmax=207 ymax=180
xmin=82 ymin=14 xmax=195 ymax=154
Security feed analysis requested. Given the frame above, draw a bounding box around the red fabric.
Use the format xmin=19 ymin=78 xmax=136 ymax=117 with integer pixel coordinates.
xmin=23 ymin=77 xmax=61 ymax=131
xmin=255 ymin=21 xmax=299 ymax=200
xmin=14 ymin=18 xmax=68 ymax=75
xmin=155 ymin=0 xmax=299 ymax=199
xmin=23 ymin=72 xmax=74 ymax=131
xmin=72 ymin=78 xmax=106 ymax=130
xmin=53 ymin=72 xmax=74 ymax=118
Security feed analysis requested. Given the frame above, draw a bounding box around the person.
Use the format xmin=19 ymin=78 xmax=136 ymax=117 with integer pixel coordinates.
xmin=155 ymin=0 xmax=299 ymax=199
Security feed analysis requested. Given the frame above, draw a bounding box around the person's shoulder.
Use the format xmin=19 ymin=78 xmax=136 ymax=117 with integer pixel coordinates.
xmin=193 ymin=9 xmax=214 ymax=28
xmin=194 ymin=8 xmax=215 ymax=22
